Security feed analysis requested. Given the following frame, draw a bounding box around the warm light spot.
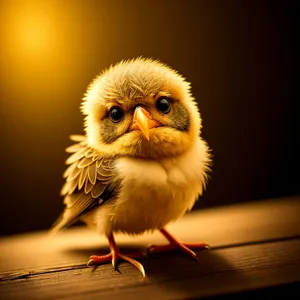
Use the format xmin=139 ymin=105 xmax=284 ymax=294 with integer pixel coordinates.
xmin=2 ymin=2 xmax=56 ymax=57
xmin=17 ymin=10 xmax=52 ymax=53
xmin=0 ymin=0 xmax=105 ymax=116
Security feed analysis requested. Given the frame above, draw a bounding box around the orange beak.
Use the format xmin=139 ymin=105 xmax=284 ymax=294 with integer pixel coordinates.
xmin=129 ymin=107 xmax=160 ymax=141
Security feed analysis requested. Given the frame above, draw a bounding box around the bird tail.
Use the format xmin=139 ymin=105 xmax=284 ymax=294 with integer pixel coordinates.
xmin=49 ymin=214 xmax=69 ymax=236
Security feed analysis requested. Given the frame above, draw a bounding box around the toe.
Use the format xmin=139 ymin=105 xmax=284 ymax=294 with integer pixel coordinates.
xmin=87 ymin=259 xmax=95 ymax=267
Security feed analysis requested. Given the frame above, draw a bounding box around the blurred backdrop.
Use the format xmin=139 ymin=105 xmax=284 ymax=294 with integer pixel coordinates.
xmin=0 ymin=0 xmax=298 ymax=236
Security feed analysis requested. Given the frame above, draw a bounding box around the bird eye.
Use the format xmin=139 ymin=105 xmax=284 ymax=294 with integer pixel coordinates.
xmin=109 ymin=106 xmax=124 ymax=123
xmin=156 ymin=97 xmax=171 ymax=114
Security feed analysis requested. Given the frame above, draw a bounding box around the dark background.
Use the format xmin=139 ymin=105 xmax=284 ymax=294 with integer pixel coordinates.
xmin=0 ymin=0 xmax=298 ymax=236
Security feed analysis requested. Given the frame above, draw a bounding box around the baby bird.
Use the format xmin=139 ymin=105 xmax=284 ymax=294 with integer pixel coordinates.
xmin=52 ymin=58 xmax=212 ymax=276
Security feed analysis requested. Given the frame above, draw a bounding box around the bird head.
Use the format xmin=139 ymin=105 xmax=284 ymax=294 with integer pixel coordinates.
xmin=81 ymin=58 xmax=202 ymax=159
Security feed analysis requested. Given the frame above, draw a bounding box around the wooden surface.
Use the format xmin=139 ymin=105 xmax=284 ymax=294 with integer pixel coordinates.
xmin=1 ymin=196 xmax=300 ymax=299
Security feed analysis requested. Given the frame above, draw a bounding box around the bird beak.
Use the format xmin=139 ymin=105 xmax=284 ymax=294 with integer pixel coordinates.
xmin=130 ymin=107 xmax=160 ymax=141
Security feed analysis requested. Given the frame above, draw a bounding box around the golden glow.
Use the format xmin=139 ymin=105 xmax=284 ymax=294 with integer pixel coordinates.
xmin=14 ymin=8 xmax=53 ymax=54
xmin=0 ymin=0 xmax=107 ymax=121
xmin=1 ymin=1 xmax=57 ymax=59
xmin=1 ymin=2 xmax=61 ymax=121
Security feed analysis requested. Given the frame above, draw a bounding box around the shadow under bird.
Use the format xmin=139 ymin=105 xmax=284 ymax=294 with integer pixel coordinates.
xmin=51 ymin=57 xmax=212 ymax=277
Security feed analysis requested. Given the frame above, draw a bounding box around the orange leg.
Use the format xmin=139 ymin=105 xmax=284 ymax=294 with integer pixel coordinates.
xmin=87 ymin=234 xmax=146 ymax=277
xmin=148 ymin=228 xmax=209 ymax=260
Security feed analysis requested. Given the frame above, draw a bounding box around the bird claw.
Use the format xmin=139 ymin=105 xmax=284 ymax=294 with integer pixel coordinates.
xmin=118 ymin=253 xmax=146 ymax=277
xmin=203 ymin=244 xmax=211 ymax=250
xmin=87 ymin=252 xmax=146 ymax=277
xmin=87 ymin=259 xmax=95 ymax=267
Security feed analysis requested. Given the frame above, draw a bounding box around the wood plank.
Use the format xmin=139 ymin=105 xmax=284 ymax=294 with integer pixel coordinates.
xmin=0 ymin=196 xmax=300 ymax=299
xmin=0 ymin=239 xmax=300 ymax=299
xmin=0 ymin=196 xmax=299 ymax=272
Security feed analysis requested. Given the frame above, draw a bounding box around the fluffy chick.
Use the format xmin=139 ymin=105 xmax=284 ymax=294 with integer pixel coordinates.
xmin=52 ymin=57 xmax=212 ymax=276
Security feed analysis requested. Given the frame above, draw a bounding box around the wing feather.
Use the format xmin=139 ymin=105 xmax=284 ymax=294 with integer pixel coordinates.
xmin=91 ymin=181 xmax=107 ymax=198
xmin=66 ymin=165 xmax=81 ymax=181
xmin=78 ymin=167 xmax=88 ymax=190
xmin=84 ymin=177 xmax=94 ymax=194
xmin=88 ymin=163 xmax=97 ymax=185
xmin=78 ymin=157 xmax=93 ymax=168
xmin=85 ymin=149 xmax=97 ymax=158
xmin=96 ymin=158 xmax=103 ymax=168
xmin=65 ymin=148 xmax=86 ymax=165
xmin=63 ymin=162 xmax=78 ymax=178
xmin=65 ymin=143 xmax=83 ymax=153
xmin=70 ymin=134 xmax=86 ymax=142
xmin=51 ymin=135 xmax=118 ymax=234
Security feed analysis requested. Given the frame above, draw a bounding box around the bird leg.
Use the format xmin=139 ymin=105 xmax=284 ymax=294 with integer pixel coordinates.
xmin=148 ymin=227 xmax=209 ymax=260
xmin=87 ymin=233 xmax=146 ymax=277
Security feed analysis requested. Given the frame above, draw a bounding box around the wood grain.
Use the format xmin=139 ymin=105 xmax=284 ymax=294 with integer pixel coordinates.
xmin=0 ymin=196 xmax=300 ymax=299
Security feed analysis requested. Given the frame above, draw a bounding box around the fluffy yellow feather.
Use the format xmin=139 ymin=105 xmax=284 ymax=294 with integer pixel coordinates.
xmin=52 ymin=57 xmax=212 ymax=277
xmin=81 ymin=58 xmax=203 ymax=158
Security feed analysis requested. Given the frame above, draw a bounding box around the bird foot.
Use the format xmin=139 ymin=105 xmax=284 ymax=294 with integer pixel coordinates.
xmin=147 ymin=241 xmax=209 ymax=260
xmin=87 ymin=251 xmax=146 ymax=277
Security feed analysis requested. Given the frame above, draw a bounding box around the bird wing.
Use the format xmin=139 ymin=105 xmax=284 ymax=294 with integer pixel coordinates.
xmin=51 ymin=135 xmax=118 ymax=233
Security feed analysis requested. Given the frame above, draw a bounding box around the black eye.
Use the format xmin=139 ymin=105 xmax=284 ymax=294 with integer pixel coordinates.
xmin=156 ymin=97 xmax=171 ymax=114
xmin=109 ymin=106 xmax=124 ymax=122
